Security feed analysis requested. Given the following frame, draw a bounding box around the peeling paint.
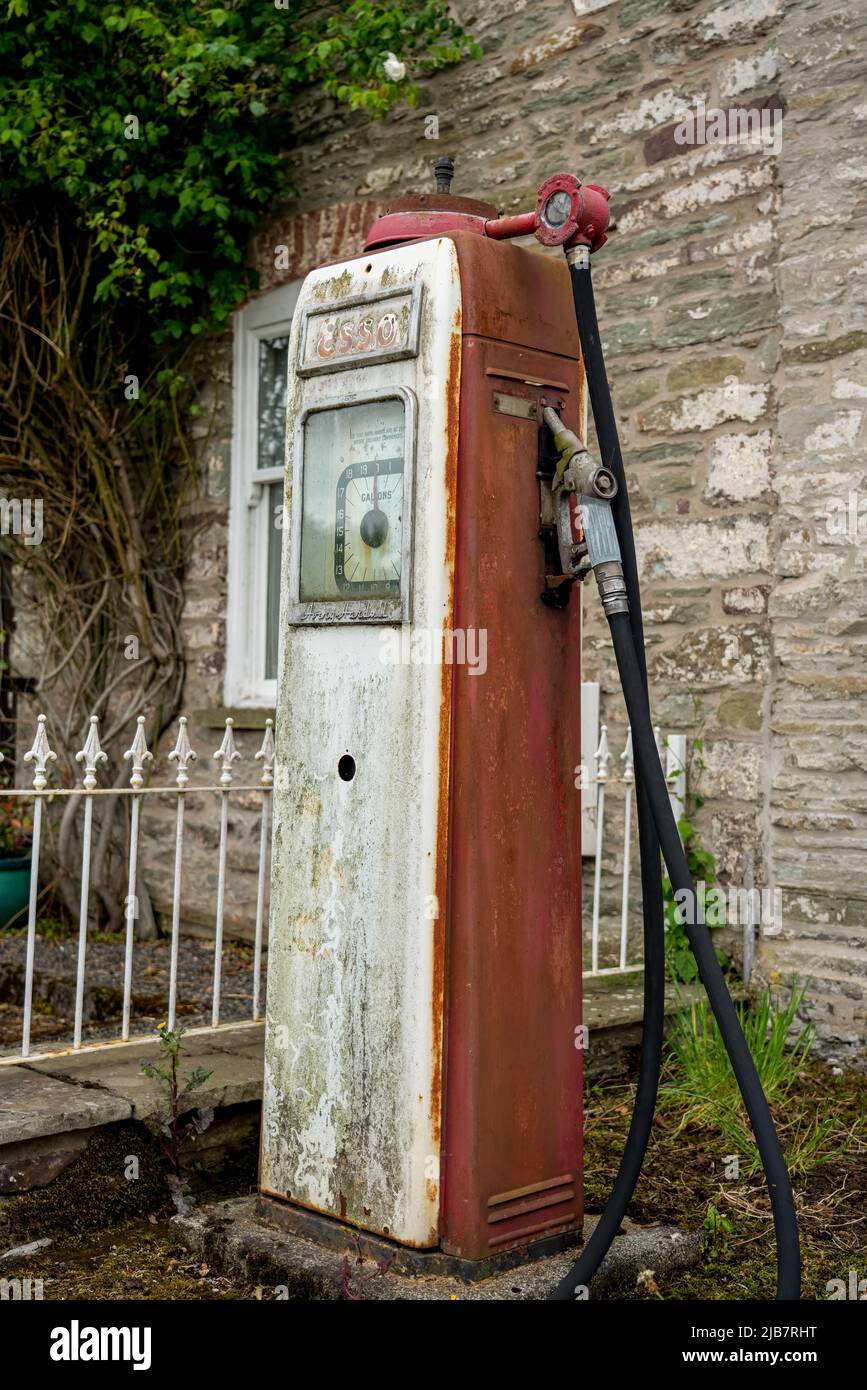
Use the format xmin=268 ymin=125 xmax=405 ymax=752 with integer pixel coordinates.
xmin=261 ymin=238 xmax=461 ymax=1247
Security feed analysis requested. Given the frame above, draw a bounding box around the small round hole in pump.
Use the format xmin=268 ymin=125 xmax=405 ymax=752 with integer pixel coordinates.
xmin=338 ymin=754 xmax=356 ymax=782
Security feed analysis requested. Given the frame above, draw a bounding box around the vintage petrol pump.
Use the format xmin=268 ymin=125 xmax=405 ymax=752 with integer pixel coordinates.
xmin=260 ymin=159 xmax=588 ymax=1271
xmin=260 ymin=159 xmax=801 ymax=1297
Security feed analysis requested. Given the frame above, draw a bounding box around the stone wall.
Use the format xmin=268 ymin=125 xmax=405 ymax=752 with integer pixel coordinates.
xmin=141 ymin=0 xmax=864 ymax=1058
xmin=766 ymin=0 xmax=867 ymax=1062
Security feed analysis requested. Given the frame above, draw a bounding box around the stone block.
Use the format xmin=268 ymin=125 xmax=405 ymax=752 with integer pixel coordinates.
xmin=0 ymin=1069 xmax=130 ymax=1146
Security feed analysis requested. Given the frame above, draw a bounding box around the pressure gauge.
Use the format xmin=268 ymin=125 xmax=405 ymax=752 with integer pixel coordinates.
xmin=288 ymin=389 xmax=416 ymax=624
xmin=542 ymin=189 xmax=572 ymax=229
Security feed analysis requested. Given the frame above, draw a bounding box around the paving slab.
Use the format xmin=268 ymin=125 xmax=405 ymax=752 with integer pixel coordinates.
xmin=4 ymin=978 xmax=705 ymax=1150
xmin=0 ymin=1066 xmax=131 ymax=1145
xmin=21 ymin=1024 xmax=265 ymax=1123
xmin=582 ymin=975 xmax=710 ymax=1031
xmin=208 ymin=1027 xmax=267 ymax=1061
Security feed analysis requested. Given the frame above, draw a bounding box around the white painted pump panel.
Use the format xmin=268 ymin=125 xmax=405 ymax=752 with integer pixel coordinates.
xmin=261 ymin=237 xmax=462 ymax=1247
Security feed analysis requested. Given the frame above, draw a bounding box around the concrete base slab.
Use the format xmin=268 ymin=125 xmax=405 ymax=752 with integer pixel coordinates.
xmin=258 ymin=1192 xmax=582 ymax=1282
xmin=174 ymin=1196 xmax=705 ymax=1301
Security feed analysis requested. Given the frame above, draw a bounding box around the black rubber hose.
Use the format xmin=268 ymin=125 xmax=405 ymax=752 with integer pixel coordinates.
xmin=607 ymin=610 xmax=801 ymax=1300
xmin=568 ymin=259 xmax=647 ymax=674
xmin=549 ymin=258 xmax=667 ymax=1300
xmin=551 ymin=256 xmax=800 ymax=1301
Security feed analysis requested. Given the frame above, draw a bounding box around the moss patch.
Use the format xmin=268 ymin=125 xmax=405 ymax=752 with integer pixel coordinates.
xmin=2 ymin=1122 xmax=172 ymax=1243
xmin=2 ymin=1221 xmax=259 ymax=1300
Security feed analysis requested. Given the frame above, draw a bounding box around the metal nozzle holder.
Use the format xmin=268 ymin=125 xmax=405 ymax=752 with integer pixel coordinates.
xmin=542 ymin=402 xmax=627 ymax=613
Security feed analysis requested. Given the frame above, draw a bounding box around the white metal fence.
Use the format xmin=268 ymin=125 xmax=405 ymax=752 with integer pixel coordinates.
xmin=583 ymin=719 xmax=687 ymax=977
xmin=0 ymin=703 xmax=687 ymax=1061
xmin=0 ymin=712 xmax=274 ymax=1062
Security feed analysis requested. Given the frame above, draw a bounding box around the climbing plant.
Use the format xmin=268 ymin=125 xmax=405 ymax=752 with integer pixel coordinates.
xmin=661 ymin=729 xmax=728 ymax=983
xmin=0 ymin=0 xmax=478 ymax=924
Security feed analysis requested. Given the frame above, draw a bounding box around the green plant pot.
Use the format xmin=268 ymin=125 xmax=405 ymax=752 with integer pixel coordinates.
xmin=0 ymin=854 xmax=32 ymax=929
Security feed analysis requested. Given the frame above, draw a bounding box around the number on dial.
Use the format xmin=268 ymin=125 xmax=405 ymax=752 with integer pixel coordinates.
xmin=334 ymin=459 xmax=403 ymax=594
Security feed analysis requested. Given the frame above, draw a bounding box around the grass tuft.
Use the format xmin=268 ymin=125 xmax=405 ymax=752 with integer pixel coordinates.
xmin=663 ymin=983 xmax=840 ymax=1176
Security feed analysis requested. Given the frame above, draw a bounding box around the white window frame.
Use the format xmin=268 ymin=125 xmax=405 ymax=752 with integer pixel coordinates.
xmin=226 ymin=280 xmax=301 ymax=707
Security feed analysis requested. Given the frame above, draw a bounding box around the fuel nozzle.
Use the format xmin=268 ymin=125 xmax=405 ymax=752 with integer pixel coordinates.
xmin=542 ymin=406 xmax=617 ymax=501
xmin=543 ymin=406 xmax=628 ymax=618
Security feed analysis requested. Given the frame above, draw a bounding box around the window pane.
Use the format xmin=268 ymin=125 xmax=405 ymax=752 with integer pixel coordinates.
xmin=259 ymin=333 xmax=288 ymax=680
xmin=257 ymin=335 xmax=289 ymax=471
xmin=265 ymin=482 xmax=283 ymax=681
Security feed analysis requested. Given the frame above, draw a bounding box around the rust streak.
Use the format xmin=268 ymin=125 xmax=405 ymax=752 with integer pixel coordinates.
xmin=429 ymin=293 xmax=462 ymax=1164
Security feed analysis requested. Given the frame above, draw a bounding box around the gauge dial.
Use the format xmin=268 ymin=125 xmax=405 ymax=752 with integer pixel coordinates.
xmin=298 ymin=396 xmax=408 ymax=607
xmin=335 ymin=460 xmax=403 ymax=594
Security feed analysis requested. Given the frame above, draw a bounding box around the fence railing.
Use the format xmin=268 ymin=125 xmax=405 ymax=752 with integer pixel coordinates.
xmin=1 ymin=705 xmax=688 ymax=1059
xmin=584 ymin=723 xmax=687 ymax=977
xmin=0 ymin=712 xmax=274 ymax=1062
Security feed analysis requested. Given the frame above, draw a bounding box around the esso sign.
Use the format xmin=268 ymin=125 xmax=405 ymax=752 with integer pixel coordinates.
xmin=316 ymin=310 xmax=399 ymax=360
xmin=297 ymin=287 xmax=419 ymax=378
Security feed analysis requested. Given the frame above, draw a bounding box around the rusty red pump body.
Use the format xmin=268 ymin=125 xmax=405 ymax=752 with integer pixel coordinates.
xmin=260 ymin=170 xmax=600 ymax=1270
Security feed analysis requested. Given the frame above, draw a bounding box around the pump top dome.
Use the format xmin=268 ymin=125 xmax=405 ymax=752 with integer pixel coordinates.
xmin=365 ymin=156 xmax=498 ymax=249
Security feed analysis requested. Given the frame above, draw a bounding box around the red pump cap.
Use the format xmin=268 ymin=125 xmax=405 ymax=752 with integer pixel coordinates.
xmin=365 ymin=154 xmax=498 ymax=250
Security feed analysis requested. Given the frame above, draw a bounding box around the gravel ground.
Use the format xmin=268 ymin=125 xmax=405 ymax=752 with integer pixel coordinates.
xmin=0 ymin=932 xmax=265 ymax=1053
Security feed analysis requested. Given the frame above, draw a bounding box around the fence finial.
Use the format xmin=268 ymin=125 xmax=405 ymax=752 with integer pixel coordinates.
xmin=621 ymin=727 xmax=634 ymax=785
xmin=213 ymin=717 xmax=241 ymax=788
xmin=168 ymin=715 xmax=197 ymax=788
xmin=255 ymin=718 xmax=276 ymax=788
xmin=75 ymin=715 xmax=108 ymax=790
xmin=24 ymin=714 xmax=58 ymax=790
xmin=123 ymin=715 xmax=154 ymax=790
xmin=595 ymin=724 xmax=611 ymax=783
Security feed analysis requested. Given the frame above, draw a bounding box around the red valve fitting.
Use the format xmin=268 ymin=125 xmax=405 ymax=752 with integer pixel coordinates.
xmin=533 ymin=172 xmax=610 ymax=252
xmin=481 ymin=173 xmax=610 ymax=251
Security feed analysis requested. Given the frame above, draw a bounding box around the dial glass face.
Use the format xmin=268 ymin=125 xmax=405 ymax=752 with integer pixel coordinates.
xmin=543 ymin=190 xmax=572 ymax=228
xmin=299 ymin=397 xmax=406 ymax=604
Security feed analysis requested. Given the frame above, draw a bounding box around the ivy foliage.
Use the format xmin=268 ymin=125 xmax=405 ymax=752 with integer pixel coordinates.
xmin=0 ymin=0 xmax=479 ymax=344
xmin=0 ymin=3 xmax=477 ymax=922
